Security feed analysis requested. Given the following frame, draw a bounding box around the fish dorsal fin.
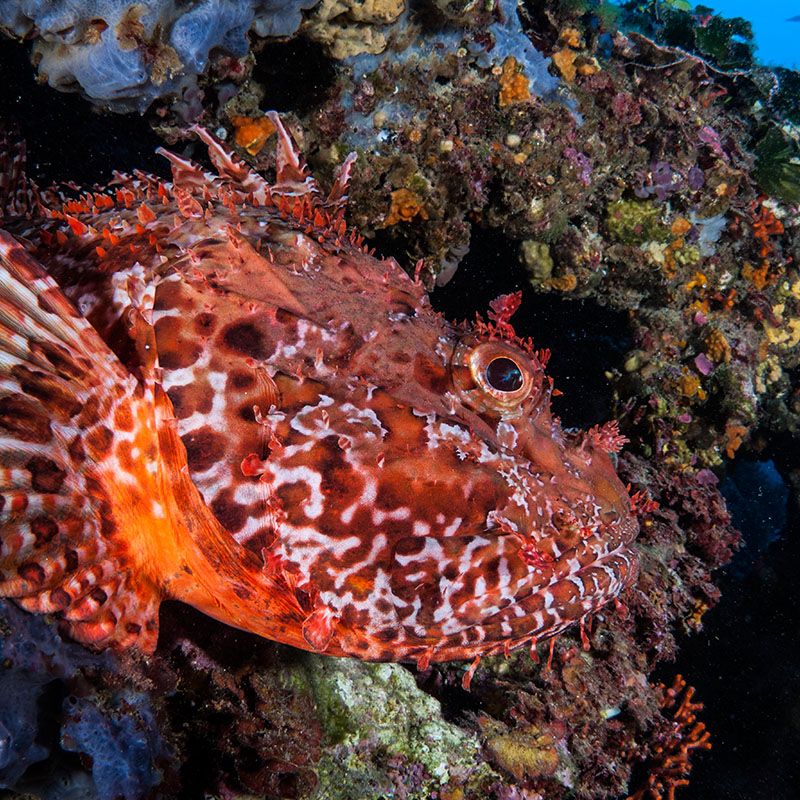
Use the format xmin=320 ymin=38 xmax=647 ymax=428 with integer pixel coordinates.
xmin=190 ymin=124 xmax=253 ymax=184
xmin=156 ymin=115 xmax=355 ymax=220
xmin=326 ymin=151 xmax=358 ymax=219
xmin=153 ymin=147 xmax=215 ymax=194
xmin=264 ymin=111 xmax=322 ymax=200
xmin=263 ymin=112 xmax=357 ymax=217
xmin=189 ymin=125 xmax=273 ymax=203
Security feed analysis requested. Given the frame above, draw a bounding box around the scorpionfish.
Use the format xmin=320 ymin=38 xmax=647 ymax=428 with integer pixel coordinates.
xmin=0 ymin=115 xmax=638 ymax=678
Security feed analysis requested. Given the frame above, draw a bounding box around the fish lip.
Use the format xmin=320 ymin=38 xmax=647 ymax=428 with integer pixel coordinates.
xmin=474 ymin=516 xmax=641 ymax=609
xmin=430 ymin=534 xmax=640 ymax=656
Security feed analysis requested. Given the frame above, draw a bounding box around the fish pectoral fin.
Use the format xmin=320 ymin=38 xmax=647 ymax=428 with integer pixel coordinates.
xmin=0 ymin=230 xmax=166 ymax=651
xmin=0 ymin=230 xmax=335 ymax=655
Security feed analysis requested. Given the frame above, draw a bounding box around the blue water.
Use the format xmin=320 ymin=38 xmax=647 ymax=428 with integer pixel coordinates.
xmin=705 ymin=0 xmax=799 ymax=67
xmin=720 ymin=459 xmax=788 ymax=574
xmin=614 ymin=1 xmax=800 ymax=68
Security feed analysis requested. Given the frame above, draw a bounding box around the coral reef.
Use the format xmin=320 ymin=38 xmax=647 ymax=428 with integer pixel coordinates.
xmin=412 ymin=448 xmax=738 ymax=800
xmin=251 ymin=0 xmax=799 ymax=481
xmin=0 ymin=599 xmax=170 ymax=799
xmin=61 ymin=692 xmax=169 ymax=800
xmin=304 ymin=659 xmax=488 ymax=800
xmin=302 ymin=0 xmax=406 ymax=60
xmin=1 ymin=0 xmax=798 ymax=798
xmin=626 ymin=675 xmax=711 ymax=800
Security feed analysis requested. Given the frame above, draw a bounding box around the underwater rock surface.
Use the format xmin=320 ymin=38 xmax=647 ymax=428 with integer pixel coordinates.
xmin=0 ymin=600 xmax=169 ymax=800
xmin=304 ymin=659 xmax=488 ymax=799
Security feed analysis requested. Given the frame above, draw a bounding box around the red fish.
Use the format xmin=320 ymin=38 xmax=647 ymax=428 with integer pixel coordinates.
xmin=0 ymin=115 xmax=638 ymax=674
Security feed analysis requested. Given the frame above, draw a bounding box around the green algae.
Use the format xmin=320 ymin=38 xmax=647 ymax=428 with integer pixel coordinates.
xmin=754 ymin=127 xmax=800 ymax=206
xmin=606 ymin=199 xmax=668 ymax=246
xmin=520 ymin=240 xmax=554 ymax=284
xmin=671 ymin=243 xmax=701 ymax=268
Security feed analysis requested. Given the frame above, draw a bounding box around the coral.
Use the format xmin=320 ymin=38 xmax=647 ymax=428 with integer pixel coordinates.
xmin=0 ymin=599 xmax=171 ymax=798
xmin=520 ymin=240 xmax=554 ymax=284
xmin=302 ymin=0 xmax=405 ymax=59
xmin=667 ymin=240 xmax=700 ymax=269
xmin=480 ymin=719 xmax=560 ymax=781
xmin=0 ymin=669 xmax=51 ymax=788
xmin=767 ymin=67 xmax=800 ymax=125
xmin=703 ymin=328 xmax=731 ymax=364
xmin=751 ymin=201 xmax=785 ymax=256
xmin=626 ymin=676 xmax=711 ymax=800
xmin=486 ymin=0 xmax=562 ymax=101
xmin=382 ymin=187 xmax=429 ymax=226
xmin=723 ymin=422 xmax=747 ymax=458
xmin=158 ymin=627 xmax=322 ymax=798
xmin=689 ymin=212 xmax=727 ymax=257
xmin=219 ymin=0 xmax=573 ymax=274
xmin=61 ymin=692 xmax=169 ymax=800
xmin=252 ymin=0 xmax=319 ymax=38
xmin=762 ymin=304 xmax=800 ymax=350
xmin=304 ymin=659 xmax=486 ymax=800
xmin=615 ymin=2 xmax=755 ymax=71
xmin=563 ymin=147 xmax=592 ymax=186
xmin=551 ymin=26 xmax=597 ymax=83
xmin=0 ymin=0 xmax=317 ymax=112
xmin=498 ymin=56 xmax=532 ymax=108
xmin=634 ymin=161 xmax=687 ymax=202
xmin=753 ymin=128 xmax=800 ymax=205
xmin=229 ymin=113 xmax=276 ymax=154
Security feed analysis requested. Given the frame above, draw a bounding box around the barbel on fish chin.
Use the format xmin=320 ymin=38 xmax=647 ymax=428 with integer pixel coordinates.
xmin=0 ymin=113 xmax=638 ymax=680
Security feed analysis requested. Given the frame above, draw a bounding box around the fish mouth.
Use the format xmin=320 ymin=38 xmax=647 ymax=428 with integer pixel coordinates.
xmin=474 ymin=525 xmax=638 ymax=647
xmin=452 ymin=519 xmax=639 ymax=653
xmin=371 ymin=511 xmax=640 ymax=666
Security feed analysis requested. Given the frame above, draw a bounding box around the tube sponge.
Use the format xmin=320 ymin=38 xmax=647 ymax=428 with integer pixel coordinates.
xmin=0 ymin=0 xmax=317 ymax=112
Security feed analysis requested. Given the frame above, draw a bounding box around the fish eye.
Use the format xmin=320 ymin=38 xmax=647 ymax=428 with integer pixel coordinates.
xmin=485 ymin=356 xmax=523 ymax=392
xmin=451 ymin=336 xmax=543 ymax=417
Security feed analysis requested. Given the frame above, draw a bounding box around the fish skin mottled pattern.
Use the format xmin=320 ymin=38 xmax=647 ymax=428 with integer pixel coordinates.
xmin=0 ymin=114 xmax=639 ymax=672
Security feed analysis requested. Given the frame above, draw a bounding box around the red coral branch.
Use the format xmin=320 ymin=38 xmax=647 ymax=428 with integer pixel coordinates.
xmin=627 ymin=675 xmax=712 ymax=800
xmin=586 ymin=420 xmax=629 ymax=454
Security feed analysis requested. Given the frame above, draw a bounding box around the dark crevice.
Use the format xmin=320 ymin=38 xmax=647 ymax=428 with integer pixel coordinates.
xmin=0 ymin=39 xmax=165 ymax=186
xmin=252 ymin=38 xmax=337 ymax=115
xmin=430 ymin=226 xmax=633 ymax=430
xmin=664 ymin=515 xmax=800 ymax=800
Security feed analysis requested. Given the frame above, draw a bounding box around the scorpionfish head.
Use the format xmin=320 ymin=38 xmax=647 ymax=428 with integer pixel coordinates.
xmin=200 ymin=231 xmax=640 ymax=666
